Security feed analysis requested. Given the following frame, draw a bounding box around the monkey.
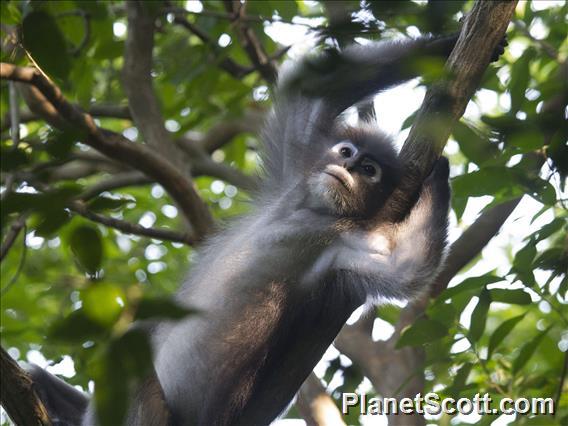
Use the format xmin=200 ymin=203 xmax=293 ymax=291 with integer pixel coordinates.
xmin=25 ymin=32 xmax=505 ymax=426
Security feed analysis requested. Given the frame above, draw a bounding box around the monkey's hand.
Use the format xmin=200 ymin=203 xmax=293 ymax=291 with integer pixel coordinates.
xmin=303 ymin=158 xmax=450 ymax=299
xmin=491 ymin=35 xmax=508 ymax=62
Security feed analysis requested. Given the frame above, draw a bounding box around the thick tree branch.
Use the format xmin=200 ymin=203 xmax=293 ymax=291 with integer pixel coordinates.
xmin=176 ymin=138 xmax=258 ymax=191
xmin=384 ymin=1 xmax=517 ymax=221
xmin=0 ymin=346 xmax=52 ymax=425
xmin=333 ymin=7 xmax=519 ymax=420
xmin=0 ymin=63 xmax=214 ymax=239
xmin=296 ymin=373 xmax=346 ymax=426
xmin=431 ymin=198 xmax=521 ymax=296
xmin=123 ymin=2 xmax=186 ymax=172
xmin=182 ymin=109 xmax=264 ymax=154
xmin=1 ymin=103 xmax=131 ymax=132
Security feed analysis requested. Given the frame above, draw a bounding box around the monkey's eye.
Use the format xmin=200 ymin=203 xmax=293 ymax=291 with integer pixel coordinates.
xmin=340 ymin=147 xmax=352 ymax=158
xmin=363 ymin=164 xmax=376 ymax=176
xmin=332 ymin=142 xmax=358 ymax=158
xmin=361 ymin=159 xmax=382 ymax=181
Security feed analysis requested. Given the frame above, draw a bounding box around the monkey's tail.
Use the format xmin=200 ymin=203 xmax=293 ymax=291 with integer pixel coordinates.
xmin=28 ymin=365 xmax=89 ymax=426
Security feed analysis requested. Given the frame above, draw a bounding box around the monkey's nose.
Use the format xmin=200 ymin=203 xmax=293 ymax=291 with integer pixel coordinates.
xmin=343 ymin=158 xmax=356 ymax=171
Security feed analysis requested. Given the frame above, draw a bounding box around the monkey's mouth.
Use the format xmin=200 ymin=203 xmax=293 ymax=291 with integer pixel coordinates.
xmin=323 ymin=165 xmax=353 ymax=191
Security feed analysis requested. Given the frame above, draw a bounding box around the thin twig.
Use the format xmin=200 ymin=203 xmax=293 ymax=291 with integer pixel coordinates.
xmin=79 ymin=171 xmax=151 ymax=201
xmin=165 ymin=5 xmax=315 ymax=27
xmin=0 ymin=215 xmax=26 ymax=262
xmin=69 ymin=201 xmax=195 ymax=245
xmin=172 ymin=15 xmax=252 ymax=79
xmin=1 ymin=222 xmax=27 ymax=296
xmin=223 ymin=0 xmax=278 ymax=83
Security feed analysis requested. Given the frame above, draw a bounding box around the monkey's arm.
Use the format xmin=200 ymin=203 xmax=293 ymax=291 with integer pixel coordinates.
xmin=324 ymin=157 xmax=450 ymax=300
xmin=263 ymin=35 xmax=458 ymax=186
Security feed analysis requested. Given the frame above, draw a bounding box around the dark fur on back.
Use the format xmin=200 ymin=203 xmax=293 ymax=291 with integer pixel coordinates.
xmin=29 ymin=365 xmax=88 ymax=426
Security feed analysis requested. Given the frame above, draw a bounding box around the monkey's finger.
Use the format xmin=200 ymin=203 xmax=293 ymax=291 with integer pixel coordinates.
xmin=429 ymin=156 xmax=450 ymax=181
xmin=422 ymin=156 xmax=450 ymax=207
xmin=491 ymin=35 xmax=508 ymax=62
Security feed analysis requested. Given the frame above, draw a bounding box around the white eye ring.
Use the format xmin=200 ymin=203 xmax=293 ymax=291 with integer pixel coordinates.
xmin=332 ymin=141 xmax=358 ymax=158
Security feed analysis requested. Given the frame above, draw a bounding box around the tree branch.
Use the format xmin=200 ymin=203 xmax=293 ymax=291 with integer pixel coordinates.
xmin=0 ymin=346 xmax=52 ymax=425
xmin=296 ymin=373 xmax=346 ymax=426
xmin=122 ymin=2 xmax=185 ymax=172
xmin=0 ymin=214 xmax=26 ymax=262
xmin=0 ymin=63 xmax=215 ymax=240
xmin=180 ymin=108 xmax=264 ymax=153
xmin=69 ymin=201 xmax=196 ymax=245
xmin=79 ymin=171 xmax=151 ymax=201
xmin=223 ymin=0 xmax=278 ymax=83
xmin=431 ymin=198 xmax=521 ymax=296
xmin=1 ymin=103 xmax=131 ymax=133
xmin=172 ymin=15 xmax=253 ymax=79
xmin=384 ymin=1 xmax=518 ymax=221
xmin=176 ymin=138 xmax=258 ymax=191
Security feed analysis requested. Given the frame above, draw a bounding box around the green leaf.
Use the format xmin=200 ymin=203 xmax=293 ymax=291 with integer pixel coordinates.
xmin=508 ymin=48 xmax=535 ymax=113
xmin=376 ymin=304 xmax=402 ymax=325
xmin=508 ymin=129 xmax=543 ymax=152
xmin=1 ymin=2 xmax=22 ymax=25
xmin=1 ymin=145 xmax=30 ymax=171
xmin=534 ymin=247 xmax=568 ymax=273
xmin=45 ymin=129 xmax=81 ymax=160
xmin=396 ymin=318 xmax=448 ymax=348
xmin=468 ymin=288 xmax=491 ymax=343
xmin=532 ymin=217 xmax=566 ymax=243
xmin=451 ymin=195 xmax=468 ymax=221
xmin=548 ymin=132 xmax=568 ymax=180
xmin=49 ymin=309 xmax=107 ymax=342
xmin=513 ymin=241 xmax=536 ymax=273
xmin=34 ymin=209 xmax=71 ymax=237
xmin=22 ymin=10 xmax=72 ymax=82
xmin=135 ymin=297 xmax=198 ymax=321
xmin=88 ymin=196 xmax=131 ymax=212
xmin=487 ymin=314 xmax=526 ymax=358
xmin=452 ymin=121 xmax=498 ymax=165
xmin=447 ymin=362 xmax=473 ymax=397
xmin=452 ymin=167 xmax=523 ymax=198
xmin=526 ymin=177 xmax=557 ymax=206
xmin=436 ymin=275 xmax=503 ymax=302
xmin=489 ymin=288 xmax=532 ymax=305
xmin=69 ymin=224 xmax=103 ymax=274
xmin=427 ymin=301 xmax=457 ymax=324
xmin=81 ymin=283 xmax=125 ymax=327
xmin=512 ymin=326 xmax=551 ymax=375
xmin=94 ymin=329 xmax=154 ymax=426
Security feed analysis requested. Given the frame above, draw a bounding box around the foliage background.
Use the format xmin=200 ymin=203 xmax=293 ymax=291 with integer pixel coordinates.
xmin=0 ymin=1 xmax=566 ymax=425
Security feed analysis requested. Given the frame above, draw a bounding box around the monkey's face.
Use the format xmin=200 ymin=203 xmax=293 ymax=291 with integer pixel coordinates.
xmin=307 ymin=141 xmax=386 ymax=218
